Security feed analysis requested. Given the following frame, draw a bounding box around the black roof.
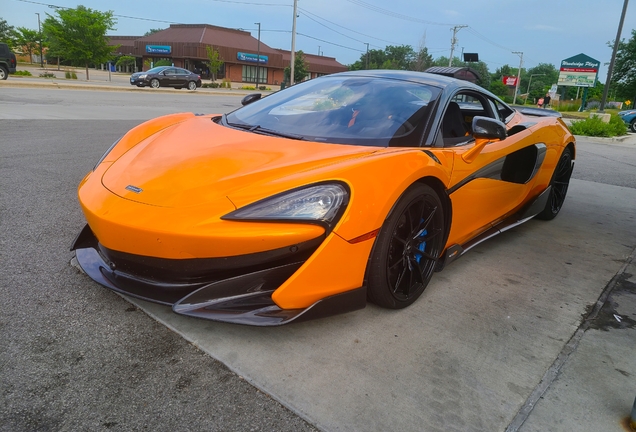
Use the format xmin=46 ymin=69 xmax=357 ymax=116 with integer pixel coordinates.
xmin=328 ymin=69 xmax=487 ymax=92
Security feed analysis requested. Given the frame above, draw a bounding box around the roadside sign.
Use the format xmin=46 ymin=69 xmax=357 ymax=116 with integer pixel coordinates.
xmin=502 ymin=76 xmax=518 ymax=86
xmin=557 ymin=53 xmax=600 ymax=87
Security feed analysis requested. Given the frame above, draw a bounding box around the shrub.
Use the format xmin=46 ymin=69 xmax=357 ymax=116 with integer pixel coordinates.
xmin=201 ymin=82 xmax=220 ymax=88
xmin=154 ymin=59 xmax=172 ymax=67
xmin=13 ymin=70 xmax=32 ymax=76
xmin=39 ymin=72 xmax=56 ymax=78
xmin=556 ymin=102 xmax=581 ymax=112
xmin=569 ymin=114 xmax=627 ymax=137
xmin=221 ymin=79 xmax=231 ymax=88
xmin=240 ymin=85 xmax=256 ymax=90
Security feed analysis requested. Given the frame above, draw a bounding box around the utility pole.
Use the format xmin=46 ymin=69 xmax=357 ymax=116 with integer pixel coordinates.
xmin=36 ymin=13 xmax=43 ymax=68
xmin=255 ymin=22 xmax=261 ymax=88
xmin=365 ymin=43 xmax=369 ymax=69
xmin=290 ymin=0 xmax=298 ymax=86
xmin=599 ymin=0 xmax=629 ymax=112
xmin=512 ymin=51 xmax=523 ymax=105
xmin=317 ymin=45 xmax=320 ymax=55
xmin=448 ymin=25 xmax=467 ymax=67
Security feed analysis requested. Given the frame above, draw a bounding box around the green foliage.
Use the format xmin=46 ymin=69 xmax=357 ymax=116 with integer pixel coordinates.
xmin=39 ymin=72 xmax=55 ymax=78
xmin=411 ymin=46 xmax=434 ymax=72
xmin=42 ymin=6 xmax=118 ymax=80
xmin=611 ymin=29 xmax=636 ymax=102
xmin=153 ymin=59 xmax=172 ymax=66
xmin=284 ymin=50 xmax=309 ymax=83
xmin=349 ymin=45 xmax=416 ymax=71
xmin=569 ymin=114 xmax=627 ymax=137
xmin=14 ymin=27 xmax=40 ymax=60
xmin=489 ymin=80 xmax=509 ymax=98
xmin=240 ymin=85 xmax=256 ymax=90
xmin=0 ymin=17 xmax=16 ymax=48
xmin=115 ymin=55 xmax=135 ymax=68
xmin=205 ymin=46 xmax=224 ymax=81
xmin=555 ymin=101 xmax=581 ymax=112
xmin=201 ymin=82 xmax=219 ymax=88
xmin=221 ymin=78 xmax=231 ymax=88
xmin=13 ymin=70 xmax=32 ymax=76
xmin=64 ymin=70 xmax=77 ymax=79
xmin=144 ymin=28 xmax=164 ymax=36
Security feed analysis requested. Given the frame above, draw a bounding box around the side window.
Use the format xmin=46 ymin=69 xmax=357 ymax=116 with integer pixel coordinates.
xmin=492 ymin=99 xmax=514 ymax=123
xmin=442 ymin=91 xmax=492 ymax=146
xmin=164 ymin=68 xmax=176 ymax=75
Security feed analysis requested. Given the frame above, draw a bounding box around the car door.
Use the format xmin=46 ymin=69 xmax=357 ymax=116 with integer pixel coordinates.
xmin=162 ymin=68 xmax=178 ymax=87
xmin=442 ymin=92 xmax=545 ymax=246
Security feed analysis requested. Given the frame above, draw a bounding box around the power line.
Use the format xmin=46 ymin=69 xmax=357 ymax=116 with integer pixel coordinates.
xmin=343 ymin=0 xmax=456 ymax=26
xmin=298 ymin=7 xmax=399 ymax=46
xmin=297 ymin=33 xmax=365 ymax=52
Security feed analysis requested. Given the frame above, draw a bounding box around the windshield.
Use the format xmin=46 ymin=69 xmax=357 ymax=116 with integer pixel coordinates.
xmin=146 ymin=66 xmax=168 ymax=74
xmin=226 ymin=76 xmax=441 ymax=147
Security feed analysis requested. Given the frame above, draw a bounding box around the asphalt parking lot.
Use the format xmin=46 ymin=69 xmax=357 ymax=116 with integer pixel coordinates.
xmin=1 ymin=83 xmax=635 ymax=431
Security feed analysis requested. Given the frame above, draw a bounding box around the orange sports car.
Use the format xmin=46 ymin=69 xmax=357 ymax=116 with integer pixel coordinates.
xmin=72 ymin=70 xmax=575 ymax=326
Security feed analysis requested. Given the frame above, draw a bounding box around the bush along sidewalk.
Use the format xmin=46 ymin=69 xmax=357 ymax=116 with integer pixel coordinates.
xmin=569 ymin=114 xmax=627 ymax=137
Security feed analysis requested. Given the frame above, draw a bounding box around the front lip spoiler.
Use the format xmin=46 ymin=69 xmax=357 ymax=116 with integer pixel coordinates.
xmin=73 ymin=230 xmax=366 ymax=326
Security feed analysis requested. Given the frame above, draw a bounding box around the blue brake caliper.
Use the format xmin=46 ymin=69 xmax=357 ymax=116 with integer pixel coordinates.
xmin=415 ymin=219 xmax=427 ymax=264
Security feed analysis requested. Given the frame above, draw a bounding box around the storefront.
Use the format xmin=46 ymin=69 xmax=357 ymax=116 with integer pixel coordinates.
xmin=108 ymin=24 xmax=348 ymax=84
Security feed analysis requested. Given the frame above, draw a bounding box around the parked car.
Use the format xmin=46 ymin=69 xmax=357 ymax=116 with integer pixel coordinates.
xmin=73 ymin=70 xmax=575 ymax=326
xmin=0 ymin=43 xmax=17 ymax=80
xmin=130 ymin=66 xmax=201 ymax=90
xmin=618 ymin=109 xmax=636 ymax=133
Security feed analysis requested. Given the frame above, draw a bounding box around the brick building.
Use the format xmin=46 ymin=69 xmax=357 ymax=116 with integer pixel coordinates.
xmin=108 ymin=24 xmax=348 ymax=85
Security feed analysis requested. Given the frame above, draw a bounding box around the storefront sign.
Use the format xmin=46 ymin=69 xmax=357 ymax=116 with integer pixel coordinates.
xmin=146 ymin=45 xmax=172 ymax=55
xmin=558 ymin=53 xmax=600 ymax=87
xmin=502 ymin=76 xmax=518 ymax=86
xmin=237 ymin=52 xmax=268 ymax=64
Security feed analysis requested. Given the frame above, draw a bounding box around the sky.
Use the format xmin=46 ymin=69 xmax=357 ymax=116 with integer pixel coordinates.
xmin=2 ymin=0 xmax=635 ymax=81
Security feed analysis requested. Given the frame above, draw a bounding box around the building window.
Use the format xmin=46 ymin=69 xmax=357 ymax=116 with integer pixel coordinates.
xmin=242 ymin=65 xmax=267 ymax=83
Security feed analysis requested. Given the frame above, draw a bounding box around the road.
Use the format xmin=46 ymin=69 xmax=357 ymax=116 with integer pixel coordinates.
xmin=1 ymin=87 xmax=635 ymax=432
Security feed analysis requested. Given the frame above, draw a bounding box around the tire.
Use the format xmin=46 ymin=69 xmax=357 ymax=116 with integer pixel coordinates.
xmin=0 ymin=66 xmax=8 ymax=80
xmin=367 ymin=184 xmax=445 ymax=309
xmin=187 ymin=81 xmax=197 ymax=91
xmin=536 ymin=147 xmax=574 ymax=220
xmin=630 ymin=120 xmax=636 ymax=133
xmin=150 ymin=78 xmax=160 ymax=89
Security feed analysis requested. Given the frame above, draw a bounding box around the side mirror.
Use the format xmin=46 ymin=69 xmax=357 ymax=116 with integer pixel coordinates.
xmin=472 ymin=116 xmax=507 ymax=140
xmin=241 ymin=93 xmax=262 ymax=106
xmin=462 ymin=117 xmax=508 ymax=163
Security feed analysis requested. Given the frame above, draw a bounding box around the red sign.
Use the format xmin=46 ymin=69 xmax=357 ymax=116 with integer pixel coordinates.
xmin=503 ymin=76 xmax=518 ymax=86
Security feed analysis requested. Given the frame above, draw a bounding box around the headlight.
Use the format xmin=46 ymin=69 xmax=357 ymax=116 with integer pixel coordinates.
xmin=93 ymin=138 xmax=121 ymax=170
xmin=138 ymin=74 xmax=148 ymax=79
xmin=223 ymin=183 xmax=349 ymax=227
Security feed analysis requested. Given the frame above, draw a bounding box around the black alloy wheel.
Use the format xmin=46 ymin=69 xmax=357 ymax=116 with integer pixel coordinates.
xmin=367 ymin=184 xmax=445 ymax=309
xmin=536 ymin=147 xmax=574 ymax=220
xmin=150 ymin=78 xmax=160 ymax=89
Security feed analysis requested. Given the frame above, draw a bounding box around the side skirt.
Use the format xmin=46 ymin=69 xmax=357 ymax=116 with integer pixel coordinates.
xmin=437 ymin=186 xmax=552 ymax=270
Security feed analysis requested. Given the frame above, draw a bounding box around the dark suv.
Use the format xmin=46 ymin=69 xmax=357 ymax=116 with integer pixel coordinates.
xmin=0 ymin=43 xmax=17 ymax=80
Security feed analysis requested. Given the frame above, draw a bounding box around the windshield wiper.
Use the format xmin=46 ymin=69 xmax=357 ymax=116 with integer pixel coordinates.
xmin=223 ymin=114 xmax=304 ymax=140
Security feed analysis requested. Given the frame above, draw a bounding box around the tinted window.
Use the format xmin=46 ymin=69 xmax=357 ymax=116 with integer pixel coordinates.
xmin=146 ymin=67 xmax=169 ymax=74
xmin=226 ymin=76 xmax=441 ymax=147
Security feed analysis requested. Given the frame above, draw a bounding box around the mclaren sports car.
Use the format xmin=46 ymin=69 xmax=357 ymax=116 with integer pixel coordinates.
xmin=72 ymin=70 xmax=575 ymax=326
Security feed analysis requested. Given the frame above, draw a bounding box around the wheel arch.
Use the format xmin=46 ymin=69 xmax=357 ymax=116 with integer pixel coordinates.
xmin=415 ymin=176 xmax=452 ymax=251
xmin=565 ymin=141 xmax=576 ymax=160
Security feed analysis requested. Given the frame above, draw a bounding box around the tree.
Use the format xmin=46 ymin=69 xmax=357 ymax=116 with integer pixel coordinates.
xmin=14 ymin=27 xmax=39 ymax=62
xmin=284 ymin=50 xmax=309 ymax=83
xmin=144 ymin=28 xmax=164 ymax=37
xmin=42 ymin=6 xmax=118 ymax=80
xmin=349 ymin=45 xmax=416 ymax=71
xmin=205 ymin=45 xmax=224 ymax=81
xmin=411 ymin=46 xmax=434 ymax=72
xmin=0 ymin=17 xmax=16 ymax=48
xmin=115 ymin=55 xmax=135 ymax=71
xmin=611 ymin=29 xmax=636 ymax=104
xmin=519 ymin=63 xmax=558 ymax=102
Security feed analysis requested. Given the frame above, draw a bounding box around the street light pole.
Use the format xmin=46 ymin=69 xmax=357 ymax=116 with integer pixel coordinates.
xmin=599 ymin=0 xmax=630 ymax=112
xmin=36 ymin=13 xmax=43 ymax=68
xmin=254 ymin=22 xmax=261 ymax=88
xmin=365 ymin=43 xmax=369 ymax=69
xmin=290 ymin=0 xmax=298 ymax=86
xmin=512 ymin=51 xmax=523 ymax=105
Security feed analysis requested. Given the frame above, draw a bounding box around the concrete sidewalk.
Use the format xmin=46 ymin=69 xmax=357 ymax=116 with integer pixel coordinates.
xmin=3 ymin=63 xmax=270 ymax=96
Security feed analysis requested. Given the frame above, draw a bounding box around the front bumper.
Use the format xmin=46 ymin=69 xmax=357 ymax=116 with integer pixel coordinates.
xmin=72 ymin=225 xmax=366 ymax=326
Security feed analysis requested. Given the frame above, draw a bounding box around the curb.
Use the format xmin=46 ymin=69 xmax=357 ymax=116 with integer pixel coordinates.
xmin=0 ymin=78 xmax=254 ymax=97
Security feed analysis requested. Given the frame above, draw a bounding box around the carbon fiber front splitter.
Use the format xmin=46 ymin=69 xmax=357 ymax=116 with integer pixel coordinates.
xmin=73 ymin=232 xmax=366 ymax=326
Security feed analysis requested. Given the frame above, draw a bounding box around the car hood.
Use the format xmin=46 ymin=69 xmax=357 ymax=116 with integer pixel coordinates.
xmin=102 ymin=116 xmax=377 ymax=208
